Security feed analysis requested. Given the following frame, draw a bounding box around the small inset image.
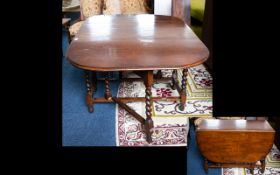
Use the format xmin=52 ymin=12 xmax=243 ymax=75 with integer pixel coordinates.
xmin=188 ymin=116 xmax=280 ymax=175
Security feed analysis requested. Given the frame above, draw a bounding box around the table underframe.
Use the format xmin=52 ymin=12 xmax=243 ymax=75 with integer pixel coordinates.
xmin=84 ymin=69 xmax=188 ymax=143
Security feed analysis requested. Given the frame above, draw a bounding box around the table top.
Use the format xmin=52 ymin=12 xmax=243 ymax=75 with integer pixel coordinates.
xmin=67 ymin=15 xmax=209 ymax=71
xmin=196 ymin=119 xmax=275 ymax=132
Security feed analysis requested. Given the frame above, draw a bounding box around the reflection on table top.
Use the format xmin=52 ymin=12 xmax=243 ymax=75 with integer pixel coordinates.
xmin=67 ymin=15 xmax=209 ymax=71
xmin=196 ymin=119 xmax=275 ymax=132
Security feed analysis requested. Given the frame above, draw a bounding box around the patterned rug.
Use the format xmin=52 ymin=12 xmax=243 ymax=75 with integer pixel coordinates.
xmin=222 ymin=144 xmax=280 ymax=175
xmin=116 ymin=64 xmax=213 ymax=146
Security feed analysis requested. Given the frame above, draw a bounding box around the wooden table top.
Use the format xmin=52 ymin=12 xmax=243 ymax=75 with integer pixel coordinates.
xmin=196 ymin=119 xmax=275 ymax=132
xmin=67 ymin=15 xmax=209 ymax=71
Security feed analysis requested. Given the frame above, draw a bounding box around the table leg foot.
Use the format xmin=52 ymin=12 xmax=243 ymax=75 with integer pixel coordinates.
xmin=85 ymin=70 xmax=94 ymax=113
xmin=179 ymin=104 xmax=185 ymax=111
xmin=87 ymin=105 xmax=93 ymax=113
xmin=179 ymin=69 xmax=188 ymax=111
xmin=145 ymin=118 xmax=154 ymax=143
xmin=204 ymin=158 xmax=209 ymax=174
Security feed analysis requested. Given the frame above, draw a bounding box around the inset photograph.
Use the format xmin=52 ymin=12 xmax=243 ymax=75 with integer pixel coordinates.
xmin=188 ymin=116 xmax=280 ymax=175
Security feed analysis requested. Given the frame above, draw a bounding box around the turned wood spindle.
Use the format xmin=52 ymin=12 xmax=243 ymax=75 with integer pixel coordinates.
xmin=179 ymin=68 xmax=188 ymax=111
xmin=144 ymin=71 xmax=154 ymax=143
xmin=85 ymin=71 xmax=93 ymax=113
xmin=104 ymin=72 xmax=112 ymax=100
xmin=145 ymin=87 xmax=152 ymax=117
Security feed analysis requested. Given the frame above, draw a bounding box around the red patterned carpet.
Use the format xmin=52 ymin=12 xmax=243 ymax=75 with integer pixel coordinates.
xmin=116 ymin=65 xmax=213 ymax=146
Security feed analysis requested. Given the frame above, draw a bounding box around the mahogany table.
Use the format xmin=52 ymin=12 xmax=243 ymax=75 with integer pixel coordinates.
xmin=196 ymin=119 xmax=275 ymax=174
xmin=67 ymin=15 xmax=209 ymax=143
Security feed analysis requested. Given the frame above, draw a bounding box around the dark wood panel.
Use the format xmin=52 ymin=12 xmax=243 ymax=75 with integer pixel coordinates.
xmin=197 ymin=131 xmax=274 ymax=163
xmin=196 ymin=119 xmax=275 ymax=132
xmin=196 ymin=119 xmax=275 ymax=173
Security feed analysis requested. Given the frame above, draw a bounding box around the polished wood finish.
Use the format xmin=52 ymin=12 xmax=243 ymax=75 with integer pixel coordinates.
xmin=121 ymin=76 xmax=172 ymax=82
xmin=197 ymin=119 xmax=275 ymax=131
xmin=67 ymin=15 xmax=209 ymax=71
xmin=104 ymin=74 xmax=112 ymax=100
xmin=196 ymin=119 xmax=275 ymax=173
xmin=85 ymin=71 xmax=93 ymax=113
xmin=67 ymin=15 xmax=208 ymax=143
xmin=144 ymin=71 xmax=154 ymax=143
xmin=93 ymin=96 xmax=180 ymax=103
xmin=93 ymin=77 xmax=172 ymax=82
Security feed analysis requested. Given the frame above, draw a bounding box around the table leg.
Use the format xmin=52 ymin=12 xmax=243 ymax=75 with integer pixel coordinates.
xmin=104 ymin=73 xmax=112 ymax=100
xmin=204 ymin=158 xmax=209 ymax=174
xmin=144 ymin=70 xmax=154 ymax=143
xmin=85 ymin=70 xmax=94 ymax=113
xmin=179 ymin=69 xmax=188 ymax=111
xmin=171 ymin=70 xmax=177 ymax=90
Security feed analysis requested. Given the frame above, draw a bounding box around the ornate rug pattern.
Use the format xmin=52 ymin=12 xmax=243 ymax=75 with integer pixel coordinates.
xmin=222 ymin=144 xmax=280 ymax=175
xmin=116 ymin=65 xmax=213 ymax=146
